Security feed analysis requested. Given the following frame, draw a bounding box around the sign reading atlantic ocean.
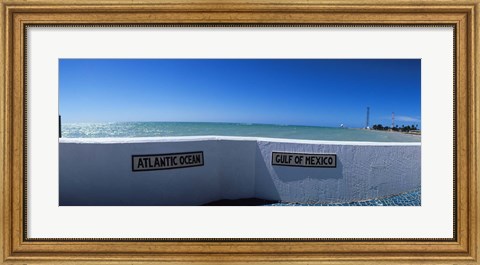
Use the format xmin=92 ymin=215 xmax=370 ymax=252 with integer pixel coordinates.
xmin=132 ymin=151 xmax=204 ymax=171
xmin=272 ymin=152 xmax=336 ymax=168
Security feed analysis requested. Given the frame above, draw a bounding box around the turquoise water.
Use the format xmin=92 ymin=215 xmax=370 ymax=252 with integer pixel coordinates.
xmin=61 ymin=122 xmax=421 ymax=142
xmin=62 ymin=122 xmax=420 ymax=142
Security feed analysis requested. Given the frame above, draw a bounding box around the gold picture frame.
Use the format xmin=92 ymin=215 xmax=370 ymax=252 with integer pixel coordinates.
xmin=1 ymin=0 xmax=478 ymax=263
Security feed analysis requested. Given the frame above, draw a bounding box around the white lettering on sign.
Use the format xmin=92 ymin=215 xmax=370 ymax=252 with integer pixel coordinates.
xmin=132 ymin=151 xmax=204 ymax=171
xmin=271 ymin=152 xmax=336 ymax=168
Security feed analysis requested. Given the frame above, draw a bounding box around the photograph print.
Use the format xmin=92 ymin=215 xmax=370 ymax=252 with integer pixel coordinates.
xmin=59 ymin=59 xmax=421 ymax=206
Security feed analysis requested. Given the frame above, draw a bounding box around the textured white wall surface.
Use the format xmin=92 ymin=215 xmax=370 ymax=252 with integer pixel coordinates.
xmin=60 ymin=136 xmax=421 ymax=206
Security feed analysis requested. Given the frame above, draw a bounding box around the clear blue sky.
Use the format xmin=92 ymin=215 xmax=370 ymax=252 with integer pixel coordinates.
xmin=59 ymin=59 xmax=421 ymax=128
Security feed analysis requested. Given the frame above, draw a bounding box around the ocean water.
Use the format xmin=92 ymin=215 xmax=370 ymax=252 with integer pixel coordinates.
xmin=61 ymin=122 xmax=421 ymax=142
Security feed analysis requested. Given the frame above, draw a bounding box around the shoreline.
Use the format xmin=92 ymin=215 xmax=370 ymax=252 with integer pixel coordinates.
xmin=367 ymin=128 xmax=421 ymax=136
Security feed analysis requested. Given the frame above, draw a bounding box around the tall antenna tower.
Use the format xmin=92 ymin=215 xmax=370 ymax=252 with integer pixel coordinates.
xmin=365 ymin=107 xmax=370 ymax=129
xmin=392 ymin=112 xmax=395 ymax=129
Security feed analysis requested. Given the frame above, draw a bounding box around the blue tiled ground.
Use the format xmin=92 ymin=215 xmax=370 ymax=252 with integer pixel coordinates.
xmin=266 ymin=187 xmax=421 ymax=206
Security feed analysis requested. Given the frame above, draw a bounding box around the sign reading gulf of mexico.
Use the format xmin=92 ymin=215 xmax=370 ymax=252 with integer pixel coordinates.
xmin=132 ymin=151 xmax=204 ymax=171
xmin=272 ymin=152 xmax=337 ymax=168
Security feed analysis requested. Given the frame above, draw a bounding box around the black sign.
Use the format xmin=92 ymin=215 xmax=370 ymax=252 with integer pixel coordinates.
xmin=132 ymin=151 xmax=204 ymax=171
xmin=272 ymin=152 xmax=336 ymax=168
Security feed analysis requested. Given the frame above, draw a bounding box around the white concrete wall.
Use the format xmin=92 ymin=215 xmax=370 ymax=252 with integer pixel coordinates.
xmin=60 ymin=136 xmax=420 ymax=206
xmin=254 ymin=140 xmax=421 ymax=203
